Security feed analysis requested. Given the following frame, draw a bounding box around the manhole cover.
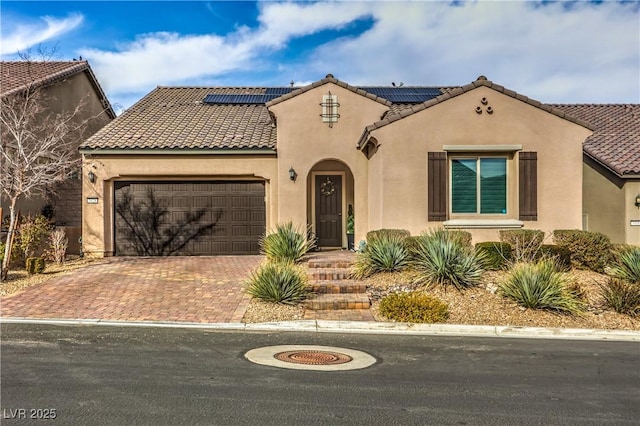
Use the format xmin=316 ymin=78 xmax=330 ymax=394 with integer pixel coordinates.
xmin=245 ymin=345 xmax=376 ymax=371
xmin=274 ymin=350 xmax=353 ymax=365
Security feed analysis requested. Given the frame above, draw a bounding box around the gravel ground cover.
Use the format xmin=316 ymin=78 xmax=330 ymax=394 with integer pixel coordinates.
xmin=3 ymin=258 xmax=637 ymax=330
xmin=0 ymin=257 xmax=99 ymax=296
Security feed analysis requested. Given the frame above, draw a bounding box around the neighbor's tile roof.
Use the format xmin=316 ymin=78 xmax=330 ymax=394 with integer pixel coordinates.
xmin=81 ymin=87 xmax=277 ymax=151
xmin=552 ymin=104 xmax=640 ymax=177
xmin=0 ymin=60 xmax=116 ymax=117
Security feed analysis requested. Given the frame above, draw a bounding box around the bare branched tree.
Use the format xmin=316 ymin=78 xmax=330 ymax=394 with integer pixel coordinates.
xmin=0 ymin=54 xmax=105 ymax=280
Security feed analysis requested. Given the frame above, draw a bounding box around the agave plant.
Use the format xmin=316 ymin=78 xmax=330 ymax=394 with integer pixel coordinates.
xmin=246 ymin=261 xmax=308 ymax=305
xmin=351 ymin=233 xmax=410 ymax=278
xmin=411 ymin=229 xmax=485 ymax=290
xmin=499 ymin=259 xmax=585 ymax=315
xmin=607 ymin=247 xmax=640 ymax=284
xmin=260 ymin=222 xmax=316 ymax=263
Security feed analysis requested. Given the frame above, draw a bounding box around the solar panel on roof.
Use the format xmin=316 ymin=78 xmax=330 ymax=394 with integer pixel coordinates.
xmin=265 ymin=87 xmax=295 ymax=95
xmin=203 ymin=94 xmax=281 ymax=104
xmin=358 ymin=87 xmax=442 ymax=103
xmin=204 ymin=86 xmax=441 ymax=105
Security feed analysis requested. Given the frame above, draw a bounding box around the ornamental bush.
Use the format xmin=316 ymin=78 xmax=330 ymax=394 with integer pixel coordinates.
xmin=246 ymin=261 xmax=308 ymax=305
xmin=552 ymin=230 xmax=612 ymax=272
xmin=474 ymin=242 xmax=512 ymax=270
xmin=600 ymin=277 xmax=640 ymax=317
xmin=411 ymin=229 xmax=485 ymax=290
xmin=366 ymin=229 xmax=411 ymax=244
xmin=260 ymin=222 xmax=316 ymax=264
xmin=499 ymin=229 xmax=545 ymax=262
xmin=379 ymin=292 xmax=449 ymax=323
xmin=25 ymin=257 xmax=46 ymax=275
xmin=536 ymin=245 xmax=572 ymax=272
xmin=352 ymin=232 xmax=410 ymax=278
xmin=499 ymin=260 xmax=585 ymax=315
xmin=607 ymin=246 xmax=640 ymax=284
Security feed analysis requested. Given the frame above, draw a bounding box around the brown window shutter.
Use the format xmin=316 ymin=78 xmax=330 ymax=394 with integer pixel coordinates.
xmin=428 ymin=152 xmax=447 ymax=221
xmin=519 ymin=151 xmax=537 ymax=221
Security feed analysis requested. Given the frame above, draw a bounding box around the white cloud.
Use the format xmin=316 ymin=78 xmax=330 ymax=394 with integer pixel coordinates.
xmin=1 ymin=13 xmax=83 ymax=56
xmin=79 ymin=1 xmax=638 ymax=108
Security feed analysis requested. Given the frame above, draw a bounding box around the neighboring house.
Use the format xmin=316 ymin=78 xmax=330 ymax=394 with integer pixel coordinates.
xmin=82 ymin=74 xmax=626 ymax=257
xmin=0 ymin=61 xmax=116 ymax=253
xmin=550 ymin=105 xmax=640 ymax=245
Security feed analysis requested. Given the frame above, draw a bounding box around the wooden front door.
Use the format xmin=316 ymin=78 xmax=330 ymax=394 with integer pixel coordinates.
xmin=315 ymin=175 xmax=342 ymax=247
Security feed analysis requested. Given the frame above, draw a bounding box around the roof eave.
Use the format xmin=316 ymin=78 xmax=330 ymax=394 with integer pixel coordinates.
xmin=79 ymin=148 xmax=277 ymax=155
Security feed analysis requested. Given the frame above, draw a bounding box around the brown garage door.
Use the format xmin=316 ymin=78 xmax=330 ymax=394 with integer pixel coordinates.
xmin=114 ymin=181 xmax=265 ymax=256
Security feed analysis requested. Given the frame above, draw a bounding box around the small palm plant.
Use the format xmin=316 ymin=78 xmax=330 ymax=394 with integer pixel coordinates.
xmin=411 ymin=229 xmax=485 ymax=290
xmin=499 ymin=259 xmax=585 ymax=315
xmin=260 ymin=222 xmax=316 ymax=264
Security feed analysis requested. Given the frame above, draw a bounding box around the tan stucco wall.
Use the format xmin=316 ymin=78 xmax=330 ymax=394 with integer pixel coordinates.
xmin=366 ymin=86 xmax=593 ymax=243
xmin=624 ymin=181 xmax=640 ymax=245
xmin=268 ymin=83 xmax=389 ymax=245
xmin=583 ymin=162 xmax=626 ymax=243
xmin=82 ymin=154 xmax=277 ymax=256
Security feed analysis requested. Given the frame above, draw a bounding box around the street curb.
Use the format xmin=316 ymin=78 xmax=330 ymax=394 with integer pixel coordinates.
xmin=1 ymin=317 xmax=639 ymax=342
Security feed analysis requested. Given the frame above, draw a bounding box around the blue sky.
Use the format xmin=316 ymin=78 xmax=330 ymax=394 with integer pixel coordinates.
xmin=2 ymin=1 xmax=638 ymax=113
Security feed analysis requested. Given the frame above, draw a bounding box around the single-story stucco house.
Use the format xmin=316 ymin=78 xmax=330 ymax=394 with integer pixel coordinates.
xmin=79 ymin=74 xmax=638 ymax=257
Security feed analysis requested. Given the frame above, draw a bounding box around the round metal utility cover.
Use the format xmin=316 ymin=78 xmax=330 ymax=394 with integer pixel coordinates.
xmin=244 ymin=345 xmax=376 ymax=371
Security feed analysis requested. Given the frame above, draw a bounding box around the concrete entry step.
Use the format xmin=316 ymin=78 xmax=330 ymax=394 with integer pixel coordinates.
xmin=309 ymin=280 xmax=367 ymax=294
xmin=308 ymin=268 xmax=353 ymax=281
xmin=304 ymin=294 xmax=371 ymax=310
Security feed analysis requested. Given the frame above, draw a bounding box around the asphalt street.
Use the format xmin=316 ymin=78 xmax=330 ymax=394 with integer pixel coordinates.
xmin=1 ymin=323 xmax=639 ymax=425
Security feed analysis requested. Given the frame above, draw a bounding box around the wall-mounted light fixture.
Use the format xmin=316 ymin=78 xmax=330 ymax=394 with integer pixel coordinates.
xmin=289 ymin=167 xmax=297 ymax=182
xmin=88 ymin=171 xmax=96 ymax=183
xmin=635 ymin=194 xmax=640 ymax=208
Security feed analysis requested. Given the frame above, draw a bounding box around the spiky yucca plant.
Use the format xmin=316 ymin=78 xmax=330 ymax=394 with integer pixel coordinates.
xmin=499 ymin=260 xmax=585 ymax=315
xmin=246 ymin=261 xmax=308 ymax=305
xmin=351 ymin=233 xmax=410 ymax=278
xmin=411 ymin=229 xmax=485 ymax=290
xmin=607 ymin=247 xmax=640 ymax=284
xmin=260 ymin=222 xmax=316 ymax=263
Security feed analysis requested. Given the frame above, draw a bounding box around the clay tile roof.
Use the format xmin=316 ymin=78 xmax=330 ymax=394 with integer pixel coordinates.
xmin=81 ymin=87 xmax=277 ymax=151
xmin=0 ymin=60 xmax=116 ymax=117
xmin=357 ymin=77 xmax=594 ymax=149
xmin=552 ymin=104 xmax=640 ymax=177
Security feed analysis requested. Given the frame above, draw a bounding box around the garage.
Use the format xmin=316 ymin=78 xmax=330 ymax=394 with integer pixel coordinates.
xmin=114 ymin=181 xmax=265 ymax=256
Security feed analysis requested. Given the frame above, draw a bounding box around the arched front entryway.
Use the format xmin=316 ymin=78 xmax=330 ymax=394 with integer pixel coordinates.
xmin=307 ymin=159 xmax=355 ymax=248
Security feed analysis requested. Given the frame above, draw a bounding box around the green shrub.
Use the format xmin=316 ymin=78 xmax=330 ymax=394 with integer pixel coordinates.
xmin=0 ymin=242 xmax=5 ymax=264
xmin=607 ymin=247 xmax=640 ymax=283
xmin=552 ymin=229 xmax=612 ymax=272
xmin=352 ymin=233 xmax=410 ymax=278
xmin=379 ymin=292 xmax=449 ymax=323
xmin=16 ymin=215 xmax=51 ymax=261
xmin=260 ymin=222 xmax=316 ymax=263
xmin=475 ymin=242 xmax=512 ymax=270
xmin=246 ymin=261 xmax=308 ymax=305
xmin=447 ymin=230 xmax=473 ymax=248
xmin=25 ymin=257 xmax=46 ymax=275
xmin=499 ymin=260 xmax=585 ymax=315
xmin=366 ymin=229 xmax=410 ymax=243
xmin=499 ymin=229 xmax=545 ymax=262
xmin=411 ymin=229 xmax=485 ymax=290
xmin=600 ymin=278 xmax=640 ymax=317
xmin=536 ymin=245 xmax=572 ymax=272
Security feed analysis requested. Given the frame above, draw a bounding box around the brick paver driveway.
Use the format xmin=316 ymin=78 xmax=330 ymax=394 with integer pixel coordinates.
xmin=1 ymin=256 xmax=263 ymax=323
